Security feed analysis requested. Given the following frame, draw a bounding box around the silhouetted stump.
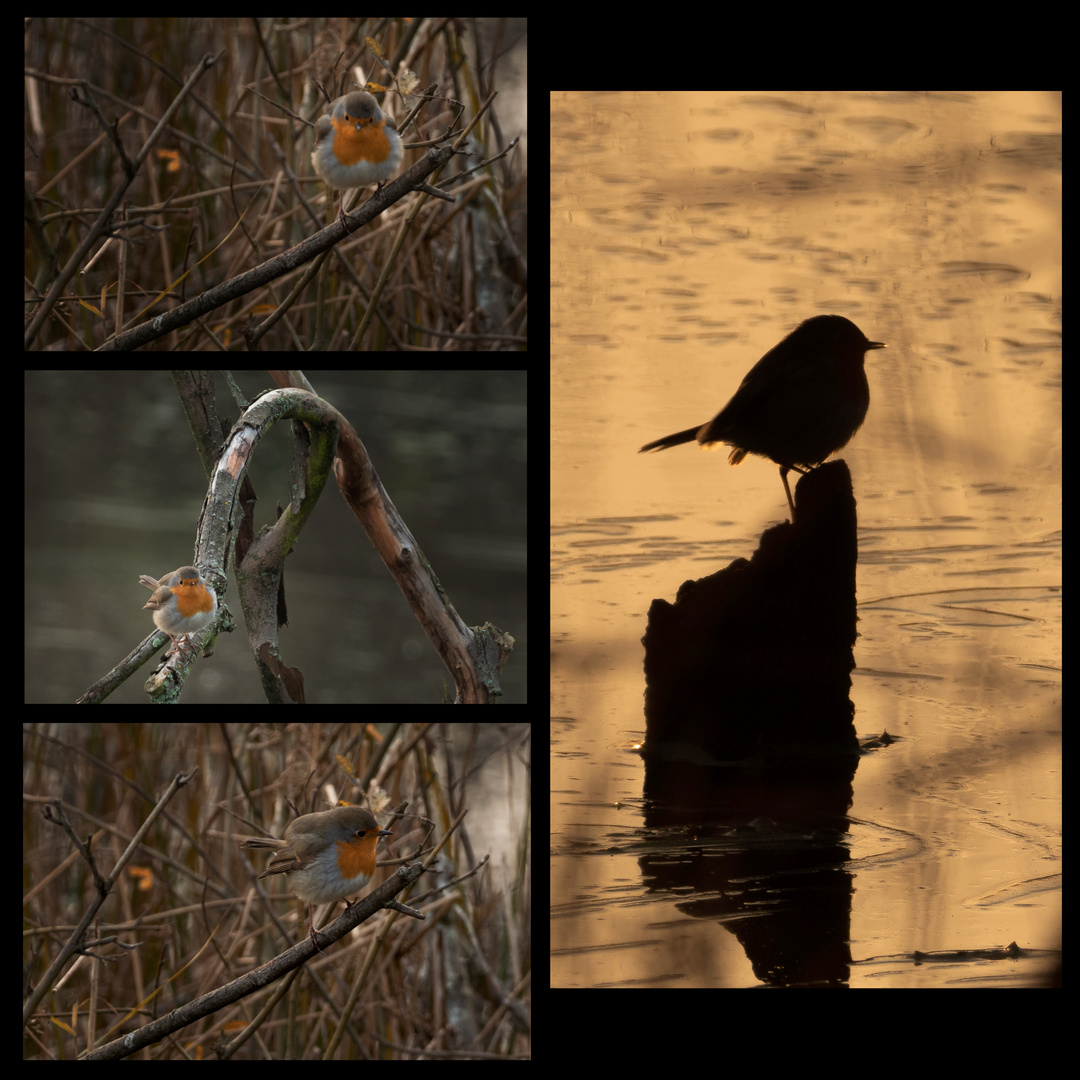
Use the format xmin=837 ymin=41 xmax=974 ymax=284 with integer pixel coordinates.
xmin=642 ymin=461 xmax=861 ymax=817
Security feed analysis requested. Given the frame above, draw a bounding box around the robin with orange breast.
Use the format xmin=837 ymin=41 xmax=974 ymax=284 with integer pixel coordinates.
xmin=310 ymin=90 xmax=404 ymax=228
xmin=241 ymin=806 xmax=393 ymax=947
xmin=139 ymin=565 xmax=218 ymax=656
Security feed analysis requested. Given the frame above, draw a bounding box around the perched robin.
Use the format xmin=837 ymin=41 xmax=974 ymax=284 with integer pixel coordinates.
xmin=639 ymin=314 xmax=886 ymax=519
xmin=310 ymin=91 xmax=404 ymax=226
xmin=241 ymin=806 xmax=393 ymax=947
xmin=139 ymin=566 xmax=218 ymax=655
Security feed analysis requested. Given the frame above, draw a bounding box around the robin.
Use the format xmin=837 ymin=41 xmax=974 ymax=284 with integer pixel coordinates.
xmin=639 ymin=314 xmax=886 ymax=519
xmin=241 ymin=806 xmax=393 ymax=947
xmin=139 ymin=565 xmax=218 ymax=655
xmin=310 ymin=91 xmax=404 ymax=226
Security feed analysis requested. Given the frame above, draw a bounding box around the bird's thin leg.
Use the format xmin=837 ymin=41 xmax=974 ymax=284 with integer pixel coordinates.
xmin=780 ymin=466 xmax=796 ymax=522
